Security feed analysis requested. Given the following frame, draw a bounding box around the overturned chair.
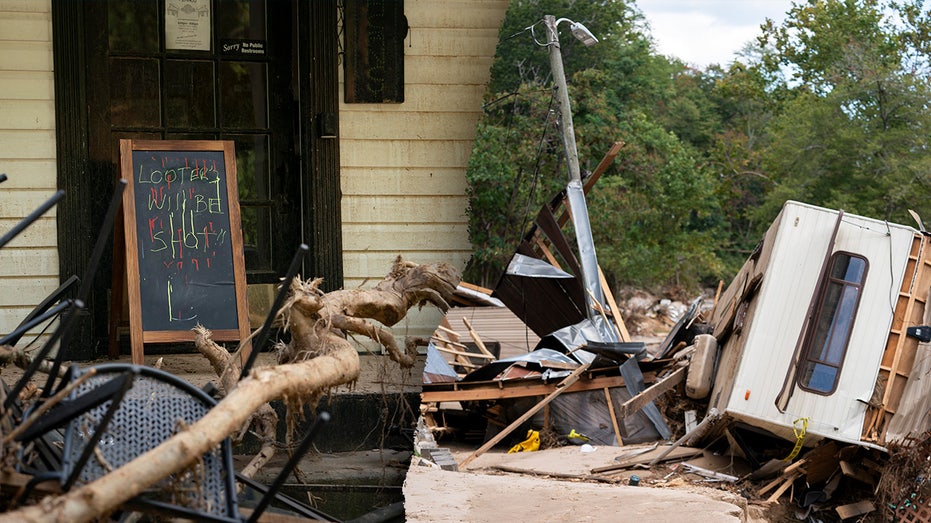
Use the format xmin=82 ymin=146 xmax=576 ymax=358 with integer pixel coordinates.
xmin=12 ymin=362 xmax=335 ymax=522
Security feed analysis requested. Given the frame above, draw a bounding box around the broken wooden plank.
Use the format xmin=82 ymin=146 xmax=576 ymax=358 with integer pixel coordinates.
xmin=618 ymin=366 xmax=686 ymax=419
xmin=648 ymin=408 xmax=720 ymax=467
xmin=591 ymin=446 xmax=702 ymax=474
xmin=430 ymin=334 xmax=470 ymax=351
xmin=535 ymin=360 xmax=580 ymax=370
xmin=431 ymin=344 xmax=495 ymax=360
xmin=459 ymin=363 xmax=591 ymax=468
xmin=462 ymin=317 xmax=497 ymax=360
xmin=491 ymin=464 xmax=620 ymax=484
xmin=421 ymin=373 xmax=635 ymax=403
xmin=765 ymin=472 xmax=801 ymax=503
xmin=680 ymin=463 xmax=738 ymax=482
xmin=604 ymin=387 xmax=623 ymax=446
xmin=835 ymin=501 xmax=875 ymax=520
xmin=839 ymin=460 xmax=876 ymax=486
xmin=458 ymin=281 xmax=494 ymax=296
xmin=598 ymin=265 xmax=631 ymax=342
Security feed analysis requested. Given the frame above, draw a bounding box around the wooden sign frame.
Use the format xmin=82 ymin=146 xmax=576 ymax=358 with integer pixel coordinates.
xmin=118 ymin=139 xmax=250 ymax=365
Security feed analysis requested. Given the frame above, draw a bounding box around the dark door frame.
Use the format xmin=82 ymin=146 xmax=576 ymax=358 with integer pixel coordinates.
xmin=50 ymin=0 xmax=343 ymax=359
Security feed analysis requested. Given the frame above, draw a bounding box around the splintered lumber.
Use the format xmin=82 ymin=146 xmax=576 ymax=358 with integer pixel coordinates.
xmin=619 ymin=367 xmax=686 ymax=419
xmin=836 ymin=501 xmax=875 ymax=520
xmin=591 ymin=446 xmax=702 ymax=474
xmin=598 ymin=265 xmax=630 ymax=342
xmin=491 ymin=464 xmax=620 ymax=484
xmin=431 ymin=344 xmax=495 ymax=360
xmin=765 ymin=472 xmax=801 ymax=503
xmin=431 ymin=334 xmax=469 ymax=350
xmin=459 ymin=363 xmax=591 ymax=468
xmin=604 ymin=387 xmax=623 ymax=446
xmin=648 ymin=408 xmax=720 ymax=467
xmin=462 ymin=317 xmax=496 ymax=360
xmin=421 ymin=372 xmax=639 ymax=403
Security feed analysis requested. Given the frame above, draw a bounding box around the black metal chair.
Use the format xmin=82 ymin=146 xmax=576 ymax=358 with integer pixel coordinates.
xmin=60 ymin=363 xmax=240 ymax=521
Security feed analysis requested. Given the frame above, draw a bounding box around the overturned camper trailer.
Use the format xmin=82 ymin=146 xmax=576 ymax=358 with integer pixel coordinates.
xmin=705 ymin=200 xmax=931 ymax=449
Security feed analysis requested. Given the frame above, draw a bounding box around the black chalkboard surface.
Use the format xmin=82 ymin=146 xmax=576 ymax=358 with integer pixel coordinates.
xmin=118 ymin=140 xmax=250 ymax=364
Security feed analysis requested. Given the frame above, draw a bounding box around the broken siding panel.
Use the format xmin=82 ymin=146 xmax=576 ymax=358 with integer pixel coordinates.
xmin=867 ymin=234 xmax=931 ymax=442
xmin=709 ymin=212 xmax=783 ymax=413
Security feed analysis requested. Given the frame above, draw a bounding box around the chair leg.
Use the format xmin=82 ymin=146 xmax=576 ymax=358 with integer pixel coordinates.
xmin=246 ymin=411 xmax=330 ymax=523
xmin=239 ymin=243 xmax=309 ymax=380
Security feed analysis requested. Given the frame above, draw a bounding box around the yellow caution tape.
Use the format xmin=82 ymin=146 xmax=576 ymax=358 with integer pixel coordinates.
xmin=783 ymin=417 xmax=808 ymax=461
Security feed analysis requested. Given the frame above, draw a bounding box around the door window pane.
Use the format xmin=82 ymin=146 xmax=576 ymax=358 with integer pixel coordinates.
xmin=219 ymin=62 xmax=268 ymax=128
xmin=110 ymin=58 xmax=161 ymax=127
xmin=109 ymin=0 xmax=159 ymax=52
xmin=218 ymin=0 xmax=267 ymax=40
xmin=229 ymin=134 xmax=272 ymax=272
xmin=165 ymin=60 xmax=216 ymax=128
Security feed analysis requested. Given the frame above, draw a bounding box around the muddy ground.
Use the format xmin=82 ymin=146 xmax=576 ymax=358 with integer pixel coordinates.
xmin=403 ymin=442 xmax=794 ymax=522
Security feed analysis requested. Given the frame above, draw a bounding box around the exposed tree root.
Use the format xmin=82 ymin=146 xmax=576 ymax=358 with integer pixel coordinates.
xmin=0 ymin=257 xmax=459 ymax=522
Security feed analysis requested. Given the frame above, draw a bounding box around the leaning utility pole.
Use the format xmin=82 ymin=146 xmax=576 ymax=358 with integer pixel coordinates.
xmin=543 ymin=15 xmax=616 ymax=342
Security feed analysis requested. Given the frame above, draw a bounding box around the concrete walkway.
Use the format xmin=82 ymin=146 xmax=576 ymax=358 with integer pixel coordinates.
xmin=403 ymin=462 xmax=747 ymax=523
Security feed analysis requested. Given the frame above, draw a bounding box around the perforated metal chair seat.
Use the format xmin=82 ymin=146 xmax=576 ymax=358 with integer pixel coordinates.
xmin=62 ymin=363 xmax=239 ymax=522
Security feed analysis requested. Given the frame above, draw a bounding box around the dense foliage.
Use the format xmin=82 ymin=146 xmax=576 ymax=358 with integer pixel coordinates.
xmin=465 ymin=0 xmax=931 ymax=292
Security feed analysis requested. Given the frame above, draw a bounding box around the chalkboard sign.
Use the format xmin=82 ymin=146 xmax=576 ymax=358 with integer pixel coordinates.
xmin=118 ymin=139 xmax=250 ymax=364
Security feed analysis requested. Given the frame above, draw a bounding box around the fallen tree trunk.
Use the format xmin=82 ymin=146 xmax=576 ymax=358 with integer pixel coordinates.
xmin=0 ymin=256 xmax=459 ymax=522
xmin=0 ymin=346 xmax=359 ymax=523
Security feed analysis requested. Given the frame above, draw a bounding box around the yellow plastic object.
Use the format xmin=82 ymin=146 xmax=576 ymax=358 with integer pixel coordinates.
xmin=508 ymin=429 xmax=540 ymax=454
xmin=567 ymin=429 xmax=590 ymax=445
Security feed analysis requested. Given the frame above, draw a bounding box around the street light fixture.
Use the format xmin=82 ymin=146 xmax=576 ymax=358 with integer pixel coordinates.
xmin=559 ymin=18 xmax=599 ymax=46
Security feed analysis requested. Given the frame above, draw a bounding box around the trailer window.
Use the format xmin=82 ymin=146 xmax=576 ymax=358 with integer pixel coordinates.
xmin=798 ymin=253 xmax=868 ymax=394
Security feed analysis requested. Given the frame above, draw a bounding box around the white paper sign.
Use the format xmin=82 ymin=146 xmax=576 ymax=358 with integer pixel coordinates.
xmin=165 ymin=0 xmax=211 ymax=51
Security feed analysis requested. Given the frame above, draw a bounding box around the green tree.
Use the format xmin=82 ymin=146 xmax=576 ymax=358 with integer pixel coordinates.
xmin=466 ymin=0 xmax=728 ymax=290
xmin=755 ymin=0 xmax=931 ymax=224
